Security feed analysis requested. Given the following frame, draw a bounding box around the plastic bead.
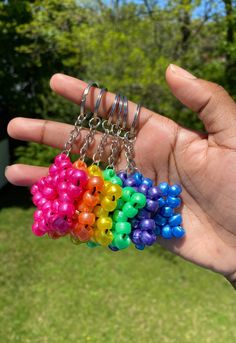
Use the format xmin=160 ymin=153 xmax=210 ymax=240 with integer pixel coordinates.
xmin=130 ymin=218 xmax=140 ymax=229
xmin=112 ymin=233 xmax=131 ymax=250
xmin=117 ymin=171 xmax=128 ymax=184
xmin=139 ymin=219 xmax=156 ymax=231
xmin=73 ymin=223 xmax=93 ymax=242
xmin=32 ymin=222 xmax=45 ymax=236
xmin=162 ymin=225 xmax=173 ymax=239
xmin=166 ymin=196 xmax=181 ymax=208
xmin=124 ymin=177 xmax=137 ymax=187
xmin=110 ymin=176 xmax=123 ymax=186
xmin=94 ymin=227 xmax=113 ymax=246
xmin=157 ymin=197 xmax=166 ymax=208
xmin=136 ymin=209 xmax=152 ymax=219
xmin=83 ymin=191 xmax=100 ymax=207
xmin=138 ymin=184 xmax=149 ymax=195
xmin=168 ymin=214 xmax=182 ymax=226
xmin=130 ymin=193 xmax=146 ymax=209
xmin=169 ymin=184 xmax=182 ymax=197
xmin=148 ymin=186 xmax=162 ymax=200
xmin=154 ymin=214 xmax=167 ymax=226
xmin=87 ymin=241 xmax=100 ymax=248
xmin=103 ymin=168 xmax=116 ymax=180
xmin=142 ymin=177 xmax=153 ymax=188
xmin=96 ymin=216 xmax=113 ymax=231
xmin=122 ymin=202 xmax=138 ymax=218
xmin=145 ymin=199 xmax=159 ymax=213
xmin=93 ymin=206 xmax=108 ymax=218
xmin=141 ymin=231 xmax=156 ymax=246
xmin=122 ymin=187 xmax=136 ymax=202
xmin=78 ymin=212 xmax=95 ymax=226
xmin=159 ymin=182 xmax=169 ymax=196
xmin=73 ymin=160 xmax=88 ymax=172
xmin=112 ymin=210 xmax=128 ymax=222
xmin=108 ymin=245 xmax=119 ymax=251
xmin=135 ymin=244 xmax=145 ymax=250
xmin=131 ymin=229 xmax=142 ymax=244
xmin=88 ymin=165 xmax=103 ymax=177
xmin=31 ymin=184 xmax=39 ymax=195
xmin=160 ymin=206 xmax=174 ymax=218
xmin=131 ymin=172 xmax=143 ymax=186
xmin=58 ymin=202 xmax=75 ymax=217
xmin=69 ymin=169 xmax=88 ymax=187
xmin=172 ymin=226 xmax=185 ymax=238
xmin=67 ymin=184 xmax=83 ymax=199
xmin=101 ymin=196 xmax=117 ymax=212
xmin=106 ymin=184 xmax=122 ymax=200
xmin=115 ymin=222 xmax=131 ymax=235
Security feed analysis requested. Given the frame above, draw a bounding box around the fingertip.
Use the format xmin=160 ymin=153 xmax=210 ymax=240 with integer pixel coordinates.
xmin=5 ymin=164 xmax=21 ymax=185
xmin=7 ymin=117 xmax=24 ymax=138
xmin=5 ymin=164 xmax=48 ymax=186
xmin=50 ymin=73 xmax=66 ymax=91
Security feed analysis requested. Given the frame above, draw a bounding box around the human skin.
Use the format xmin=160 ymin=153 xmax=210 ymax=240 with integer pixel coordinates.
xmin=5 ymin=64 xmax=236 ymax=288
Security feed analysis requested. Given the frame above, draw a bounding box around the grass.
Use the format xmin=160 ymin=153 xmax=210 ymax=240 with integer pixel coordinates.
xmin=0 ymin=206 xmax=235 ymax=343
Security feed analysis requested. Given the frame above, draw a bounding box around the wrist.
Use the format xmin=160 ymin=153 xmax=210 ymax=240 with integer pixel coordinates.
xmin=225 ymin=271 xmax=236 ymax=290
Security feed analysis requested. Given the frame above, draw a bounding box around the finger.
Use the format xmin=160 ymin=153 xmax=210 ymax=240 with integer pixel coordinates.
xmin=7 ymin=117 xmax=113 ymax=161
xmin=166 ymin=64 xmax=236 ymax=149
xmin=49 ymin=73 xmax=168 ymax=129
xmin=5 ymin=164 xmax=48 ymax=186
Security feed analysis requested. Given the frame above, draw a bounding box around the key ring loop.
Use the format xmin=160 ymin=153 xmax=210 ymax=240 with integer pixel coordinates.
xmin=93 ymin=87 xmax=107 ymax=119
xmin=107 ymin=93 xmax=120 ymax=126
xmin=80 ymin=82 xmax=98 ymax=119
xmin=128 ymin=103 xmax=141 ymax=139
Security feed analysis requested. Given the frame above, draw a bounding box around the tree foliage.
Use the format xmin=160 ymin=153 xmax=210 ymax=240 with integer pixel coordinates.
xmin=0 ymin=0 xmax=235 ymax=163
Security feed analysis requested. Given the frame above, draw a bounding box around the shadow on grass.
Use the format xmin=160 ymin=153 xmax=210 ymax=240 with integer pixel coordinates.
xmin=148 ymin=245 xmax=179 ymax=265
xmin=0 ymin=183 xmax=32 ymax=209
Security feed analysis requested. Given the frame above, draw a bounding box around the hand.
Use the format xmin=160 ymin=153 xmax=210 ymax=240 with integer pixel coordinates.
xmin=6 ymin=64 xmax=236 ymax=283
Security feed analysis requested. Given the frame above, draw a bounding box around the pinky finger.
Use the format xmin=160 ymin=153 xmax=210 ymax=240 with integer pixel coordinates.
xmin=5 ymin=164 xmax=48 ymax=187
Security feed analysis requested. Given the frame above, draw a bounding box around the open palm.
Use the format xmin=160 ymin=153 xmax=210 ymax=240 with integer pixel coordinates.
xmin=6 ymin=64 xmax=236 ymax=281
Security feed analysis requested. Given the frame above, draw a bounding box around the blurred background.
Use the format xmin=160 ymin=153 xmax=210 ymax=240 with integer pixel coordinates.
xmin=0 ymin=1 xmax=236 ymax=342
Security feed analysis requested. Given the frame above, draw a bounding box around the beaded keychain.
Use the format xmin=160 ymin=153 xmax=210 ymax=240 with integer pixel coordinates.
xmin=31 ymin=83 xmax=185 ymax=251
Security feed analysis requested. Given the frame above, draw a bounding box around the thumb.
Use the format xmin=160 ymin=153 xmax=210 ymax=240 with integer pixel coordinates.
xmin=166 ymin=64 xmax=236 ymax=149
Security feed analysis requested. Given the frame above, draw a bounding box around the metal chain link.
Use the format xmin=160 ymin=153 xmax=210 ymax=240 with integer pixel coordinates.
xmin=92 ymin=120 xmax=109 ymax=164
xmin=80 ymin=116 xmax=101 ymax=161
xmin=106 ymin=95 xmax=125 ymax=168
xmin=124 ymin=133 xmax=137 ymax=173
xmin=123 ymin=103 xmax=141 ymax=173
xmin=79 ymin=88 xmax=107 ymax=161
xmin=62 ymin=82 xmax=98 ymax=156
xmin=92 ymin=93 xmax=120 ymax=165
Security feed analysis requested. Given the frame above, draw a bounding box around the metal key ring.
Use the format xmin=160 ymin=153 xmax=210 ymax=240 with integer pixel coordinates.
xmin=122 ymin=96 xmax=128 ymax=131
xmin=107 ymin=93 xmax=120 ymax=126
xmin=128 ymin=103 xmax=141 ymax=139
xmin=80 ymin=82 xmax=98 ymax=118
xmin=93 ymin=87 xmax=107 ymax=119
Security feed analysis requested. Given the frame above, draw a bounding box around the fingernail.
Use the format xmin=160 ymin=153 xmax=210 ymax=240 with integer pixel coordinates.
xmin=169 ymin=64 xmax=197 ymax=79
xmin=5 ymin=166 xmax=9 ymax=174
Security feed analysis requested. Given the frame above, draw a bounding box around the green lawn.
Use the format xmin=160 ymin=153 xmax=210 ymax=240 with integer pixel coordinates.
xmin=0 ymin=207 xmax=235 ymax=343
